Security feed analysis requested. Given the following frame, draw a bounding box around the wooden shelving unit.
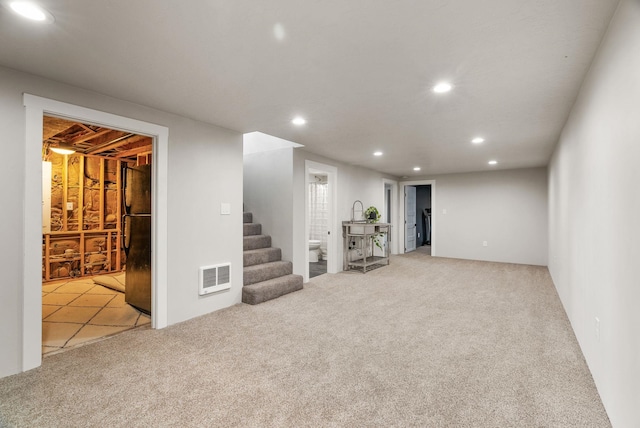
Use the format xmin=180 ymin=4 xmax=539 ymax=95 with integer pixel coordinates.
xmin=342 ymin=222 xmax=391 ymax=273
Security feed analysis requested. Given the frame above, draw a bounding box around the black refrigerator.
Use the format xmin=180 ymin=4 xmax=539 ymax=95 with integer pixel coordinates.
xmin=123 ymin=164 xmax=152 ymax=314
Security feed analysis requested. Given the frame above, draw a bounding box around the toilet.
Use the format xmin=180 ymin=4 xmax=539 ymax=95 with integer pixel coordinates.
xmin=319 ymin=246 xmax=327 ymax=261
xmin=309 ymin=239 xmax=321 ymax=262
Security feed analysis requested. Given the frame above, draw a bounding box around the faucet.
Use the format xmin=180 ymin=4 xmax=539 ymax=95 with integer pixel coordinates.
xmin=351 ymin=200 xmax=364 ymax=222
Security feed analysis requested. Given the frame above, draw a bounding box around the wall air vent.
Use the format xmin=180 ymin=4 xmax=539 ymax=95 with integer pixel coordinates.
xmin=199 ymin=263 xmax=231 ymax=296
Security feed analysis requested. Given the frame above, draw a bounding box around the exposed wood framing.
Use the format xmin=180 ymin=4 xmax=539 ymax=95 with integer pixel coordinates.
xmin=117 ymin=146 xmax=153 ymax=159
xmin=62 ymin=155 xmax=68 ymax=230
xmin=85 ymin=133 xmax=139 ymax=155
xmin=116 ymin=159 xmax=122 ymax=271
xmin=78 ymin=156 xmax=84 ymax=232
xmin=42 ymin=116 xmax=151 ymax=282
xmin=44 ymin=116 xmax=152 ymax=162
xmin=99 ymin=158 xmax=105 ymax=230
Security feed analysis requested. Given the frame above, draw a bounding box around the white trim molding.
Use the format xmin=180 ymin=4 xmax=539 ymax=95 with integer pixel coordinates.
xmin=382 ymin=178 xmax=399 ymax=255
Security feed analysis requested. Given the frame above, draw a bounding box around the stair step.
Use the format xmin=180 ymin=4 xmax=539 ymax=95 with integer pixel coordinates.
xmin=244 ymin=247 xmax=281 ymax=267
xmin=243 ymin=223 xmax=262 ymax=237
xmin=243 ymin=261 xmax=292 ymax=286
xmin=243 ymin=212 xmax=253 ymax=224
xmin=243 ymin=234 xmax=271 ymax=251
xmin=242 ymin=274 xmax=303 ymax=305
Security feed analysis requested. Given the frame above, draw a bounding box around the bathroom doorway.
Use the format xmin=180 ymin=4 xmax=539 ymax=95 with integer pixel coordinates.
xmin=305 ymin=161 xmax=338 ymax=282
xmin=308 ymin=172 xmax=328 ymax=278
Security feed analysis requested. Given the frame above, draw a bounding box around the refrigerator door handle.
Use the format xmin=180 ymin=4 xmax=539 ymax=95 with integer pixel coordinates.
xmin=123 ymin=214 xmax=131 ymax=256
xmin=122 ymin=213 xmax=151 ymax=255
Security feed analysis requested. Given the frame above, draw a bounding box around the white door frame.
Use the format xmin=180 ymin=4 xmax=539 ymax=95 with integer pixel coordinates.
xmin=382 ymin=178 xmax=399 ymax=255
xmin=23 ymin=94 xmax=169 ymax=372
xmin=399 ymin=180 xmax=436 ymax=256
xmin=305 ymin=160 xmax=338 ymax=281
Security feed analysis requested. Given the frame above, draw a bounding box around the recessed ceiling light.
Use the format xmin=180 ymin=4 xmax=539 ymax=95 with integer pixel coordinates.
xmin=488 ymin=160 xmax=498 ymax=165
xmin=471 ymin=137 xmax=485 ymax=144
xmin=373 ymin=151 xmax=383 ymax=156
xmin=291 ymin=117 xmax=306 ymax=126
xmin=432 ymin=82 xmax=453 ymax=93
xmin=413 ymin=167 xmax=421 ymax=171
xmin=9 ymin=1 xmax=54 ymax=22
xmin=273 ymin=23 xmax=286 ymax=41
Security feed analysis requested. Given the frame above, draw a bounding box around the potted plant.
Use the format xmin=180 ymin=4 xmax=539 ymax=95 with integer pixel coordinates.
xmin=364 ymin=206 xmax=380 ymax=223
xmin=364 ymin=206 xmax=383 ymax=250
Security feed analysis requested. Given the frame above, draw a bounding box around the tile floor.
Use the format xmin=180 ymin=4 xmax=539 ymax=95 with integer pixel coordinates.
xmin=42 ymin=276 xmax=150 ymax=355
xmin=309 ymin=259 xmax=327 ymax=278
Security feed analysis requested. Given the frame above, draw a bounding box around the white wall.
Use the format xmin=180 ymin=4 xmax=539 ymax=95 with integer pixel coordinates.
xmin=243 ymin=148 xmax=294 ymax=262
xmin=410 ymin=168 xmax=548 ymax=266
xmin=0 ymin=66 xmax=243 ymax=378
xmin=548 ymin=1 xmax=640 ymax=426
xmin=292 ymin=149 xmax=399 ymax=278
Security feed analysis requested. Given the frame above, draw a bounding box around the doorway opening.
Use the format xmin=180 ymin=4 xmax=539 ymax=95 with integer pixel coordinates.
xmin=305 ymin=161 xmax=338 ymax=282
xmin=41 ymin=116 xmax=153 ymax=355
xmin=23 ymin=94 xmax=169 ymax=372
xmin=400 ymin=180 xmax=436 ymax=256
xmin=415 ymin=185 xmax=432 ymax=255
xmin=382 ymin=178 xmax=399 ymax=255
xmin=308 ymin=171 xmax=328 ymax=278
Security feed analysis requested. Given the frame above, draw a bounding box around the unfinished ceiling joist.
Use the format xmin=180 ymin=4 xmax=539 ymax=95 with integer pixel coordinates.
xmin=43 ymin=116 xmax=152 ymax=161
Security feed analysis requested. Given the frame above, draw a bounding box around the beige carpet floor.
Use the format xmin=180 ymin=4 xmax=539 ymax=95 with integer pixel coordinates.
xmin=0 ymin=253 xmax=610 ymax=427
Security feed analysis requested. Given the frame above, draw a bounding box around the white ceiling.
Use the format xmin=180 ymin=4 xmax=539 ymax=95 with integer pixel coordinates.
xmin=0 ymin=0 xmax=619 ymax=177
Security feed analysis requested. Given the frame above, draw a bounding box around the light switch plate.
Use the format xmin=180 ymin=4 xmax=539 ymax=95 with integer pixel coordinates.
xmin=220 ymin=203 xmax=231 ymax=215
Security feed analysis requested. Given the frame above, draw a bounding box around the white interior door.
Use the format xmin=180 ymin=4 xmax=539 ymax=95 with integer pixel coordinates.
xmin=405 ymin=186 xmax=416 ymax=252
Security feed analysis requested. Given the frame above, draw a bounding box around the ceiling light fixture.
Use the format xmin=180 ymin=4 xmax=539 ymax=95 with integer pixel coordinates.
xmin=471 ymin=137 xmax=485 ymax=144
xmin=9 ymin=1 xmax=54 ymax=22
xmin=291 ymin=117 xmax=306 ymax=126
xmin=488 ymin=160 xmax=498 ymax=165
xmin=50 ymin=143 xmax=76 ymax=155
xmin=432 ymin=82 xmax=453 ymax=94
xmin=273 ymin=23 xmax=286 ymax=41
xmin=373 ymin=151 xmax=383 ymax=156
xmin=413 ymin=167 xmax=421 ymax=171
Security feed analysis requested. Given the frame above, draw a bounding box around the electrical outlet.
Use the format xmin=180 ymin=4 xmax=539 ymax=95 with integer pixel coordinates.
xmin=483 ymin=241 xmax=488 ymax=247
xmin=595 ymin=317 xmax=600 ymax=341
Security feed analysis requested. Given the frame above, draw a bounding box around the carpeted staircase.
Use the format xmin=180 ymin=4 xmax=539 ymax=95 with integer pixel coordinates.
xmin=242 ymin=212 xmax=303 ymax=304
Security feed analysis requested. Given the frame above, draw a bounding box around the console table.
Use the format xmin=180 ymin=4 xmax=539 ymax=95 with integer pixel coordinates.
xmin=342 ymin=222 xmax=391 ymax=273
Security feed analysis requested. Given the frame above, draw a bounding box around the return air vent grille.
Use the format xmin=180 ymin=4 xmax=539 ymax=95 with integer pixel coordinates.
xmin=199 ymin=263 xmax=231 ymax=296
